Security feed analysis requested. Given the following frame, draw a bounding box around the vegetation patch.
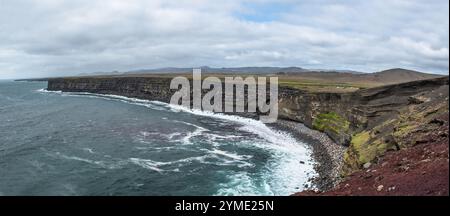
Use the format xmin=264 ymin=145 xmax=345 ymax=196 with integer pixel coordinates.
xmin=344 ymin=129 xmax=395 ymax=172
xmin=312 ymin=112 xmax=350 ymax=135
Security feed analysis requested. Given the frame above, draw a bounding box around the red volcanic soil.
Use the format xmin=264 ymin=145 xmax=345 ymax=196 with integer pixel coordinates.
xmin=297 ymin=114 xmax=449 ymax=196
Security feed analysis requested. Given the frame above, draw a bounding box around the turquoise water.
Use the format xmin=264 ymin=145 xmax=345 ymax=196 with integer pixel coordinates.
xmin=0 ymin=81 xmax=316 ymax=196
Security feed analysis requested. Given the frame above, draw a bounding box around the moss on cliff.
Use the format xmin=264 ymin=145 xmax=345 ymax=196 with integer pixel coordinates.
xmin=312 ymin=112 xmax=350 ymax=135
xmin=392 ymin=100 xmax=449 ymax=147
xmin=342 ymin=130 xmax=393 ymax=175
xmin=349 ymin=131 xmax=372 ymax=165
xmin=342 ymin=83 xmax=449 ymax=176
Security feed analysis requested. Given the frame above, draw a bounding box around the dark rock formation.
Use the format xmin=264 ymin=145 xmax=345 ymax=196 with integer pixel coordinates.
xmin=48 ymin=77 xmax=176 ymax=103
xmin=47 ymin=76 xmax=449 ymax=176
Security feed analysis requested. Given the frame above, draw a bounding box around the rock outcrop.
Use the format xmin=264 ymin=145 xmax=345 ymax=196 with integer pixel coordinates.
xmin=279 ymin=77 xmax=449 ymax=173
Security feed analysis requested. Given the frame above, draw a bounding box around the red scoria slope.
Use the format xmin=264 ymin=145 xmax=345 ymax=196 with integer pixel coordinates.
xmin=297 ymin=113 xmax=449 ymax=196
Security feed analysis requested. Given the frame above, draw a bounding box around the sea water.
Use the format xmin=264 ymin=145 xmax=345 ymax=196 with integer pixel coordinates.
xmin=0 ymin=80 xmax=317 ymax=196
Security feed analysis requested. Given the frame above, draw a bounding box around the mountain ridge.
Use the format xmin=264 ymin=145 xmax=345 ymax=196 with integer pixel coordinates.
xmin=78 ymin=67 xmax=443 ymax=76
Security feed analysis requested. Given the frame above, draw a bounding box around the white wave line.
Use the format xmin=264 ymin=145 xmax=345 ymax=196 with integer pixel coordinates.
xmin=39 ymin=89 xmax=318 ymax=195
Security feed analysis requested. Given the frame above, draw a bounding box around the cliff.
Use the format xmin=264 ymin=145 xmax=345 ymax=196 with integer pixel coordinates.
xmin=48 ymin=77 xmax=176 ymax=103
xmin=279 ymin=77 xmax=449 ymax=174
xmin=47 ymin=76 xmax=449 ymax=177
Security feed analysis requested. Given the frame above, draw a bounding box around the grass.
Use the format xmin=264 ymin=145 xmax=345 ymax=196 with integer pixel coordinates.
xmin=278 ymin=79 xmax=371 ymax=93
xmin=347 ymin=130 xmax=392 ymax=167
xmin=350 ymin=131 xmax=373 ymax=165
xmin=312 ymin=112 xmax=350 ymax=135
xmin=62 ymin=73 xmax=385 ymax=93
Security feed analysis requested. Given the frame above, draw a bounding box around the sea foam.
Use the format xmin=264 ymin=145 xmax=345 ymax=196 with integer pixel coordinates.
xmin=38 ymin=89 xmax=318 ymax=195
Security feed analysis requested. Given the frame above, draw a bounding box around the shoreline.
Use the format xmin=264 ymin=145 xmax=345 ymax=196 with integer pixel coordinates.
xmin=15 ymin=74 xmax=450 ymax=195
xmin=38 ymin=85 xmax=344 ymax=193
xmin=271 ymin=120 xmax=346 ymax=191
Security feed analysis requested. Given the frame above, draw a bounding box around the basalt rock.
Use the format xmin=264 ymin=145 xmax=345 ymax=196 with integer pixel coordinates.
xmin=47 ymin=76 xmax=449 ymax=175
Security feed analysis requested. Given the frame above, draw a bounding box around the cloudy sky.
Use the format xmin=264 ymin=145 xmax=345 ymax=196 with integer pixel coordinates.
xmin=0 ymin=0 xmax=448 ymax=79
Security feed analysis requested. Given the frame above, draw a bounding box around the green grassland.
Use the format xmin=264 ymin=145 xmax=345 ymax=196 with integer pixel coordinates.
xmin=52 ymin=72 xmax=398 ymax=93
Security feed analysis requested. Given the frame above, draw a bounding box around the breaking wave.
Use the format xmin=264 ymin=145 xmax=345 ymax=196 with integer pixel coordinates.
xmin=38 ymin=89 xmax=317 ymax=195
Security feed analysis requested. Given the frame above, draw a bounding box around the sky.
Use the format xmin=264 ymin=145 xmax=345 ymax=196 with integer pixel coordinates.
xmin=0 ymin=0 xmax=449 ymax=79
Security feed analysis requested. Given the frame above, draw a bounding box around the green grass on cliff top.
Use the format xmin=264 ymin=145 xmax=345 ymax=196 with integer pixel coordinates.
xmin=62 ymin=73 xmax=380 ymax=93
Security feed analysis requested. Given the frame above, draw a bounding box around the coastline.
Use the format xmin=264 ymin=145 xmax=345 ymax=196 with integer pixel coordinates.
xmin=271 ymin=120 xmax=346 ymax=191
xmin=38 ymin=85 xmax=343 ymax=193
xmin=36 ymin=75 xmax=450 ymax=195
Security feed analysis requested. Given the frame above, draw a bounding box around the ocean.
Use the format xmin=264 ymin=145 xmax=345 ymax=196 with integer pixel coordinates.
xmin=0 ymin=80 xmax=316 ymax=196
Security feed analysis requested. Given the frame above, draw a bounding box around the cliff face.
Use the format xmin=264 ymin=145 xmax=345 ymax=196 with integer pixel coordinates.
xmin=279 ymin=77 xmax=449 ymax=173
xmin=48 ymin=77 xmax=176 ymax=103
xmin=278 ymin=90 xmax=355 ymax=145
xmin=341 ymin=78 xmax=449 ymax=174
xmin=47 ymin=76 xmax=449 ymax=175
xmin=279 ymin=77 xmax=449 ymax=139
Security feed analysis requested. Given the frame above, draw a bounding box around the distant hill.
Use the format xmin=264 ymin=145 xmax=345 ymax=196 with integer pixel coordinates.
xmin=362 ymin=68 xmax=442 ymax=83
xmin=125 ymin=66 xmax=311 ymax=74
xmin=274 ymin=68 xmax=444 ymax=87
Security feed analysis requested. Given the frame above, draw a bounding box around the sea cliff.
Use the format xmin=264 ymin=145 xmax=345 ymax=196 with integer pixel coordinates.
xmin=47 ymin=76 xmax=449 ymax=190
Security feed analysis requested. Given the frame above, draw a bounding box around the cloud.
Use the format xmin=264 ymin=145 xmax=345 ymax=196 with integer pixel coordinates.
xmin=0 ymin=0 xmax=448 ymax=79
